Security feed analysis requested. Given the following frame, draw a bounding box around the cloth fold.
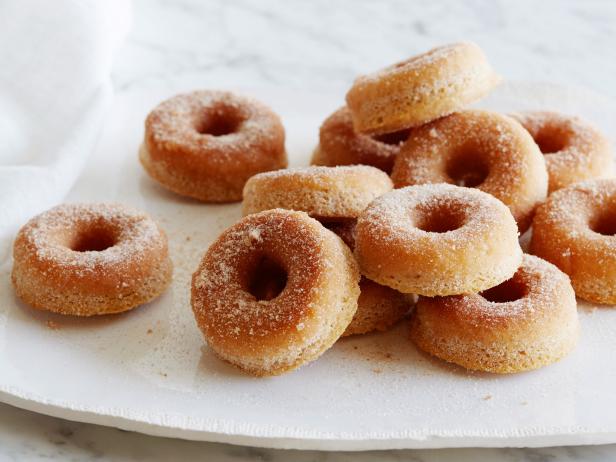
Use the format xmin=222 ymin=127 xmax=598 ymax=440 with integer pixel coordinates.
xmin=0 ymin=0 xmax=131 ymax=262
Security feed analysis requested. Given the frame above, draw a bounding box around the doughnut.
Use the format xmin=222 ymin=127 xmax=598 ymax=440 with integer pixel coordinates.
xmin=322 ymin=219 xmax=411 ymax=336
xmin=191 ymin=208 xmax=360 ymax=376
xmin=311 ymin=106 xmax=410 ymax=173
xmin=511 ymin=111 xmax=614 ymax=192
xmin=354 ymin=184 xmax=522 ymax=296
xmin=342 ymin=278 xmax=410 ymax=337
xmin=140 ymin=90 xmax=287 ymax=202
xmin=242 ymin=166 xmax=393 ymax=219
xmin=345 ymin=42 xmax=500 ymax=135
xmin=410 ymin=255 xmax=579 ymax=373
xmin=11 ymin=203 xmax=172 ymax=316
xmin=391 ymin=110 xmax=548 ymax=233
xmin=531 ymin=179 xmax=616 ymax=304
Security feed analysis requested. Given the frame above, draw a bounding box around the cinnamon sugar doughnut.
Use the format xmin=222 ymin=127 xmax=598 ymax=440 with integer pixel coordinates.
xmin=531 ymin=179 xmax=616 ymax=304
xmin=355 ymin=184 xmax=522 ymax=296
xmin=12 ymin=204 xmax=172 ymax=316
xmin=391 ymin=110 xmax=548 ymax=233
xmin=191 ymin=209 xmax=360 ymax=376
xmin=511 ymin=111 xmax=614 ymax=192
xmin=410 ymin=255 xmax=579 ymax=373
xmin=242 ymin=166 xmax=393 ymax=219
xmin=140 ymin=90 xmax=287 ymax=202
xmin=345 ymin=42 xmax=500 ymax=135
xmin=311 ymin=106 xmax=410 ymax=173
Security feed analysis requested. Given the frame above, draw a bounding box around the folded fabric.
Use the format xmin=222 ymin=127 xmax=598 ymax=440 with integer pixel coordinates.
xmin=0 ymin=0 xmax=131 ymax=263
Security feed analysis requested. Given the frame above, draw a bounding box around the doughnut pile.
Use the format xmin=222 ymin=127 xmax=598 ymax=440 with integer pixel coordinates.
xmin=11 ymin=41 xmax=615 ymax=379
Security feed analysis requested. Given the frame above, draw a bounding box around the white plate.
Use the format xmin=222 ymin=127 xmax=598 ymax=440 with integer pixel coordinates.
xmin=1 ymin=82 xmax=616 ymax=451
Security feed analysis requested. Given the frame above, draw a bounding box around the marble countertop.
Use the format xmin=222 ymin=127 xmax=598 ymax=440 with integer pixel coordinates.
xmin=2 ymin=0 xmax=616 ymax=460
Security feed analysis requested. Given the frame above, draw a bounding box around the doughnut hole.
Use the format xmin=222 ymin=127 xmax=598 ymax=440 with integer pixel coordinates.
xmin=446 ymin=146 xmax=490 ymax=187
xmin=373 ymin=128 xmax=411 ymax=146
xmin=195 ymin=105 xmax=243 ymax=136
xmin=533 ymin=124 xmax=570 ymax=154
xmin=590 ymin=204 xmax=616 ymax=236
xmin=68 ymin=223 xmax=118 ymax=252
xmin=480 ymin=278 xmax=528 ymax=303
xmin=247 ymin=255 xmax=288 ymax=301
xmin=413 ymin=202 xmax=467 ymax=234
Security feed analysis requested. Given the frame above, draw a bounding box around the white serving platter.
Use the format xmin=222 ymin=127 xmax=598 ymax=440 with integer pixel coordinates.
xmin=1 ymin=82 xmax=616 ymax=450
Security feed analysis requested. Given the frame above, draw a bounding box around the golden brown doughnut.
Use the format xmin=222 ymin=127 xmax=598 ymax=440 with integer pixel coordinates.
xmin=311 ymin=106 xmax=410 ymax=173
xmin=12 ymin=204 xmax=172 ymax=316
xmin=511 ymin=111 xmax=614 ymax=193
xmin=410 ymin=255 xmax=579 ymax=373
xmin=531 ymin=179 xmax=616 ymax=304
xmin=191 ymin=209 xmax=360 ymax=376
xmin=391 ymin=110 xmax=548 ymax=233
xmin=355 ymin=184 xmax=522 ymax=296
xmin=140 ymin=90 xmax=287 ymax=202
xmin=345 ymin=42 xmax=500 ymax=135
xmin=242 ymin=166 xmax=393 ymax=219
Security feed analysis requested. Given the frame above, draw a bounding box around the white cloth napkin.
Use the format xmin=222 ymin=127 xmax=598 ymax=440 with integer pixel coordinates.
xmin=0 ymin=0 xmax=131 ymax=263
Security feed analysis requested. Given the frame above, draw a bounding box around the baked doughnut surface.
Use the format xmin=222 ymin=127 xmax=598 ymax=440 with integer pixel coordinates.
xmin=191 ymin=209 xmax=360 ymax=376
xmin=311 ymin=106 xmax=409 ymax=173
xmin=345 ymin=42 xmax=500 ymax=135
xmin=391 ymin=110 xmax=548 ymax=233
xmin=531 ymin=179 xmax=616 ymax=304
xmin=141 ymin=90 xmax=287 ymax=202
xmin=354 ymin=184 xmax=522 ymax=296
xmin=410 ymin=255 xmax=579 ymax=373
xmin=242 ymin=166 xmax=393 ymax=219
xmin=511 ymin=111 xmax=614 ymax=192
xmin=12 ymin=203 xmax=172 ymax=316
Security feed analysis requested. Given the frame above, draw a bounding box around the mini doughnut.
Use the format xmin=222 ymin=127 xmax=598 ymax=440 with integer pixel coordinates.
xmin=410 ymin=255 xmax=579 ymax=373
xmin=531 ymin=179 xmax=616 ymax=304
xmin=242 ymin=166 xmax=393 ymax=219
xmin=191 ymin=209 xmax=360 ymax=376
xmin=140 ymin=90 xmax=287 ymax=202
xmin=345 ymin=42 xmax=500 ymax=135
xmin=342 ymin=278 xmax=411 ymax=337
xmin=12 ymin=204 xmax=172 ymax=316
xmin=511 ymin=111 xmax=614 ymax=192
xmin=391 ymin=110 xmax=548 ymax=233
xmin=311 ymin=106 xmax=410 ymax=173
xmin=355 ymin=184 xmax=522 ymax=296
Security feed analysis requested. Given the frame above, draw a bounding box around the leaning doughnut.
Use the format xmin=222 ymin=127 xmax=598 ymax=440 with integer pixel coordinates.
xmin=345 ymin=42 xmax=500 ymax=135
xmin=355 ymin=184 xmax=522 ymax=296
xmin=511 ymin=111 xmax=614 ymax=192
xmin=311 ymin=106 xmax=410 ymax=173
xmin=191 ymin=209 xmax=360 ymax=376
xmin=12 ymin=204 xmax=172 ymax=316
xmin=391 ymin=110 xmax=548 ymax=233
xmin=242 ymin=166 xmax=393 ymax=219
xmin=140 ymin=90 xmax=287 ymax=202
xmin=410 ymin=255 xmax=579 ymax=373
xmin=531 ymin=179 xmax=616 ymax=304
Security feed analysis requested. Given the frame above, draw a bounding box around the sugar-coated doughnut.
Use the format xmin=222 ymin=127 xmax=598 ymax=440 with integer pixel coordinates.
xmin=410 ymin=255 xmax=579 ymax=373
xmin=345 ymin=42 xmax=500 ymax=135
xmin=531 ymin=179 xmax=616 ymax=304
xmin=391 ymin=110 xmax=548 ymax=233
xmin=311 ymin=106 xmax=410 ymax=173
xmin=342 ymin=278 xmax=410 ymax=337
xmin=140 ymin=90 xmax=287 ymax=202
xmin=12 ymin=204 xmax=172 ymax=316
xmin=355 ymin=184 xmax=522 ymax=296
xmin=242 ymin=166 xmax=393 ymax=219
xmin=191 ymin=209 xmax=360 ymax=376
xmin=511 ymin=111 xmax=614 ymax=193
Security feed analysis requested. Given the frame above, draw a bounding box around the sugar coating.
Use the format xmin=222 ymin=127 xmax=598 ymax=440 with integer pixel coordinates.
xmin=511 ymin=111 xmax=614 ymax=193
xmin=242 ymin=165 xmax=393 ymax=219
xmin=411 ymin=255 xmax=579 ymax=373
